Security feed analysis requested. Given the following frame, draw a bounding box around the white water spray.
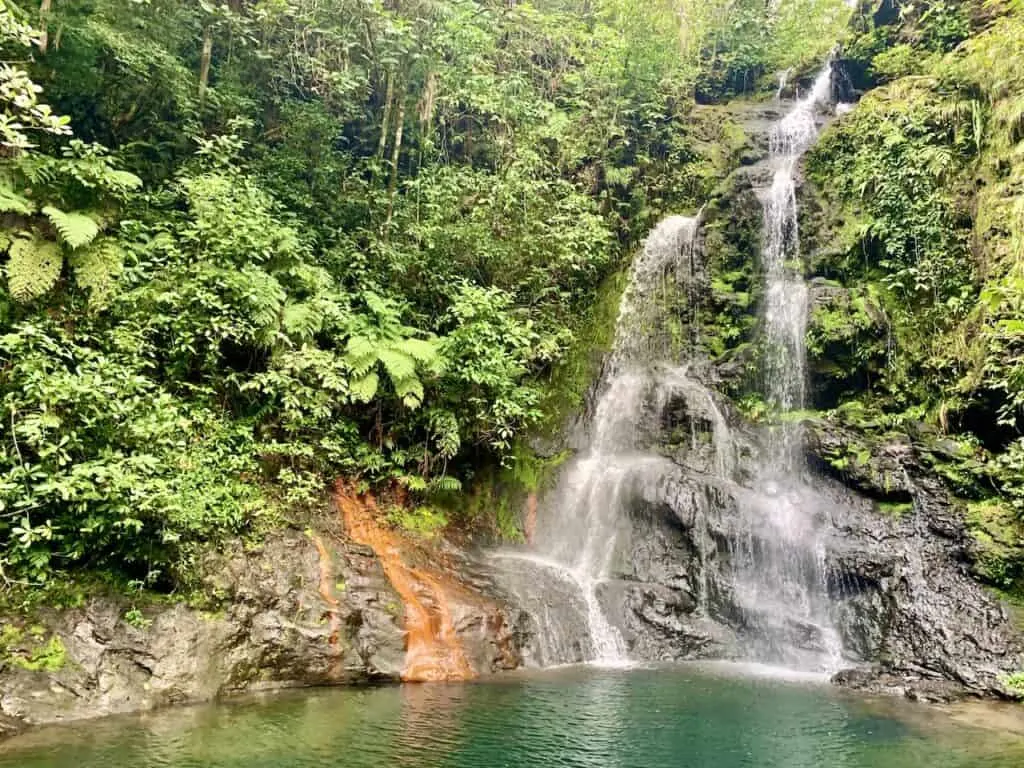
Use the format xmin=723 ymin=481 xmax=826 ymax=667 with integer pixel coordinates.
xmin=496 ymin=217 xmax=703 ymax=666
xmin=750 ymin=57 xmax=845 ymax=669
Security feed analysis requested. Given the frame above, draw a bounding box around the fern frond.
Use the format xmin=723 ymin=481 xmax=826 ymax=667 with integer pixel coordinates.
xmin=42 ymin=206 xmax=100 ymax=249
xmin=281 ymin=300 xmax=324 ymax=342
xmin=378 ymin=348 xmax=417 ymax=382
xmin=0 ymin=183 xmax=34 ymax=215
xmin=344 ymin=335 xmax=379 ymax=376
xmin=5 ymin=234 xmax=63 ymax=301
xmin=430 ymin=476 xmax=462 ymax=492
xmin=105 ymin=170 xmax=144 ymax=192
xmin=399 ymin=474 xmax=428 ymax=492
xmin=393 ymin=375 xmax=425 ymax=408
xmin=401 ymin=337 xmax=439 ymax=364
xmin=349 ymin=372 xmax=379 ymax=403
xmin=362 ymin=290 xmax=389 ymax=317
xmin=69 ymin=238 xmax=125 ymax=306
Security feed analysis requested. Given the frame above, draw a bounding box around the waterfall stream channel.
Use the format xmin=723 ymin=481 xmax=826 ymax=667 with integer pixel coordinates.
xmin=491 ymin=58 xmax=850 ymax=674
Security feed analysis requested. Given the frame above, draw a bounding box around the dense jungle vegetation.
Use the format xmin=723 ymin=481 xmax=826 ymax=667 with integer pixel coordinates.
xmin=797 ymin=0 xmax=1024 ymax=595
xmin=4 ymin=0 xmax=1024 ymax=609
xmin=0 ymin=0 xmax=852 ymax=594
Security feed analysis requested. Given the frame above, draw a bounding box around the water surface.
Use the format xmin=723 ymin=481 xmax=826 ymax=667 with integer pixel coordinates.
xmin=3 ymin=664 xmax=1023 ymax=768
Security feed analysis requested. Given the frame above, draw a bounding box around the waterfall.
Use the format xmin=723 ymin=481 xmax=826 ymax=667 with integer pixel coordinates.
xmin=492 ymin=58 xmax=848 ymax=674
xmin=763 ymin=62 xmax=834 ymax=470
xmin=492 ymin=217 xmax=702 ymax=666
xmin=735 ymin=57 xmax=844 ymax=669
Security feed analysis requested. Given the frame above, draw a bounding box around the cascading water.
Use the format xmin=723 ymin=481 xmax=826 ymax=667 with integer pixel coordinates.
xmin=494 ymin=58 xmax=849 ymax=674
xmin=762 ymin=63 xmax=834 ymax=469
xmin=750 ymin=59 xmax=844 ymax=664
xmin=697 ymin=59 xmax=846 ymax=671
xmin=493 ymin=216 xmax=703 ymax=666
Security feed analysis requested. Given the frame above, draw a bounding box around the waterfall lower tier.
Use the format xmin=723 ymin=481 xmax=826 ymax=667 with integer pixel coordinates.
xmin=489 ymin=551 xmax=631 ymax=667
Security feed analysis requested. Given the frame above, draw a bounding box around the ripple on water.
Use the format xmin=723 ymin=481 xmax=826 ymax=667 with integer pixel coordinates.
xmin=2 ymin=666 xmax=1024 ymax=768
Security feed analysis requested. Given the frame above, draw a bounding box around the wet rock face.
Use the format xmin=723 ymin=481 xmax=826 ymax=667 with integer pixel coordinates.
xmin=822 ymin=460 xmax=1024 ymax=699
xmin=0 ymin=528 xmax=527 ymax=735
xmin=0 ymin=531 xmax=403 ymax=733
xmin=570 ymin=95 xmax=1024 ymax=696
xmin=336 ymin=487 xmax=528 ymax=682
xmin=598 ymin=406 xmax=1024 ymax=698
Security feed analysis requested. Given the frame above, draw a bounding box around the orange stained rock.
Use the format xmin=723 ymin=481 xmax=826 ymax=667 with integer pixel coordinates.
xmin=336 ymin=483 xmax=476 ymax=682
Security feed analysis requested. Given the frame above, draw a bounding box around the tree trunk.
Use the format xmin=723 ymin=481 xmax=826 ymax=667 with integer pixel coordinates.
xmin=38 ymin=0 xmax=52 ymax=54
xmin=376 ymin=70 xmax=395 ymax=162
xmin=384 ymin=92 xmax=406 ymax=237
xmin=198 ymin=26 xmax=214 ymax=102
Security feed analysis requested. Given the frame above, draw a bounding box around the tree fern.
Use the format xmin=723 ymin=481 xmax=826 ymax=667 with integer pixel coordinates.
xmin=344 ymin=335 xmax=380 ymax=377
xmin=69 ymin=237 xmax=125 ymax=306
xmin=280 ymin=299 xmax=325 ymax=343
xmin=0 ymin=181 xmax=34 ymax=215
xmin=343 ymin=302 xmax=445 ymax=409
xmin=378 ymin=348 xmax=418 ymax=383
xmin=233 ymin=267 xmax=286 ymax=346
xmin=42 ymin=206 xmax=100 ymax=250
xmin=402 ymin=337 xmax=444 ymax=373
xmin=349 ymin=371 xmax=380 ymax=402
xmin=392 ymin=375 xmax=425 ymax=408
xmin=103 ymin=169 xmax=144 ymax=193
xmin=5 ymin=234 xmax=62 ymax=301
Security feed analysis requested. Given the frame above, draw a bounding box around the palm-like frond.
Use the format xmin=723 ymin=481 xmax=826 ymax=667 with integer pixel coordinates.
xmin=69 ymin=237 xmax=125 ymax=306
xmin=5 ymin=234 xmax=62 ymax=301
xmin=42 ymin=206 xmax=100 ymax=250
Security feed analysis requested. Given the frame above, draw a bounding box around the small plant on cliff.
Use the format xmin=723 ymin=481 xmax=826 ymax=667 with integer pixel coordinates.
xmin=123 ymin=607 xmax=152 ymax=630
xmin=386 ymin=504 xmax=448 ymax=539
xmin=1001 ymin=671 xmax=1024 ymax=696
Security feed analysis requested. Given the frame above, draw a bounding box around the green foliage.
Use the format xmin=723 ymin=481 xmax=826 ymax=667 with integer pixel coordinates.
xmin=5 ymin=235 xmax=62 ymax=301
xmin=42 ymin=206 xmax=99 ymax=250
xmin=688 ymin=0 xmax=852 ymax=98
xmin=802 ymin=0 xmax=1024 ymax=588
xmin=877 ymin=501 xmax=914 ymax=517
xmin=386 ymin=505 xmax=448 ymax=539
xmin=0 ymin=0 xmax=855 ymax=592
xmin=123 ymin=606 xmax=152 ymax=629
xmin=965 ymin=499 xmax=1024 ymax=589
xmin=345 ymin=293 xmax=442 ymax=409
xmin=1002 ymin=671 xmax=1024 ymax=695
xmin=0 ymin=624 xmax=67 ymax=672
xmin=438 ymin=284 xmax=553 ymax=451
xmin=0 ymin=7 xmax=72 ymax=150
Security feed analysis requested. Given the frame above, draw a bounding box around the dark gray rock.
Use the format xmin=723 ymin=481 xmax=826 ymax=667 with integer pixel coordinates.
xmin=564 ymin=365 xmax=1024 ymax=697
xmin=0 ymin=528 xmax=526 ymax=738
xmin=0 ymin=531 xmax=404 ymax=735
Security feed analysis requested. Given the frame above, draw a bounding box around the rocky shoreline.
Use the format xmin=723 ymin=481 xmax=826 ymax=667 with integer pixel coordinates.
xmin=2 ymin=459 xmax=1022 ymax=741
xmin=0 ymin=526 xmax=528 ymax=739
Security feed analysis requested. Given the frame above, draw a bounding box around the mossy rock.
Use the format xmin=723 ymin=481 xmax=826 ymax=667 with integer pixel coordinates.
xmin=965 ymin=499 xmax=1024 ymax=592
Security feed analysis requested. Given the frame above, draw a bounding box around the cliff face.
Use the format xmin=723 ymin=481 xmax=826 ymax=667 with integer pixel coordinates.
xmin=493 ymin=94 xmax=1024 ymax=700
xmin=0 ymin=522 xmax=529 ymax=737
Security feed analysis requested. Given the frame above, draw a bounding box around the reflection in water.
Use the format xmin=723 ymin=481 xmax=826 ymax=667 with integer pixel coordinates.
xmin=2 ymin=665 xmax=1024 ymax=768
xmin=395 ymin=684 xmax=470 ymax=768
